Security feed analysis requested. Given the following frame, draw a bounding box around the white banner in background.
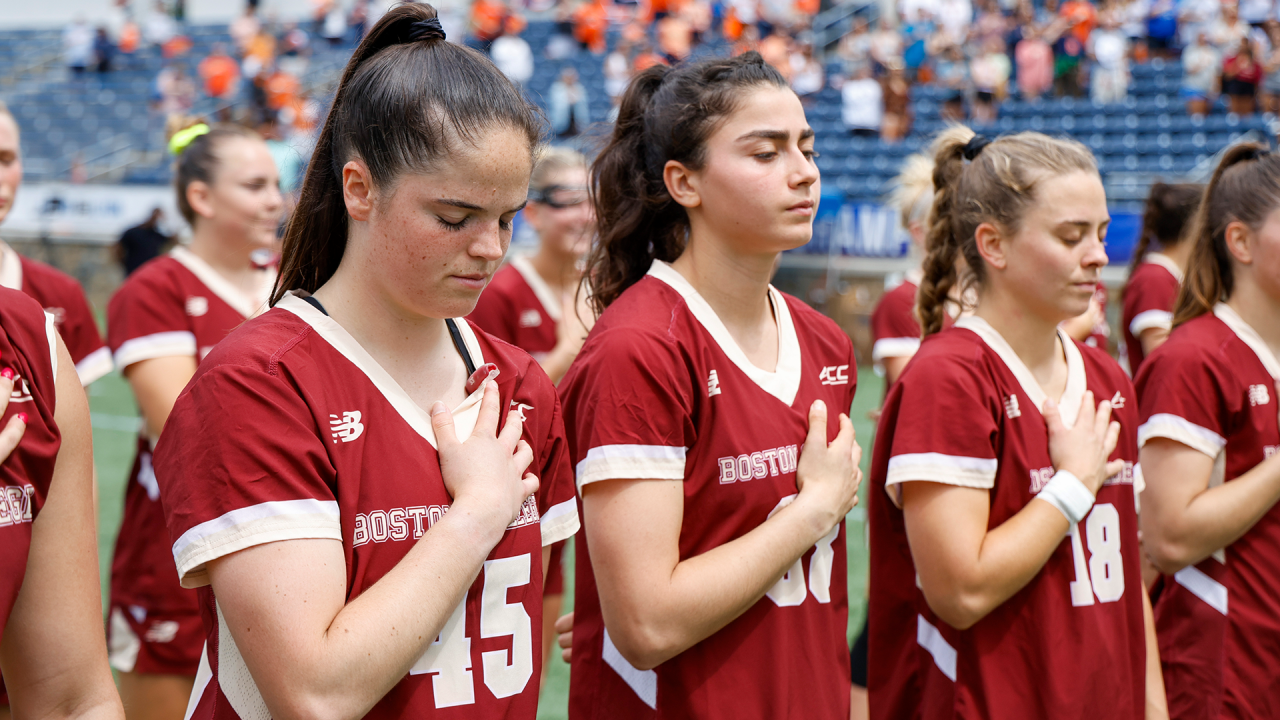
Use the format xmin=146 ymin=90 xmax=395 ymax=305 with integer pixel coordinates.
xmin=2 ymin=184 xmax=183 ymax=244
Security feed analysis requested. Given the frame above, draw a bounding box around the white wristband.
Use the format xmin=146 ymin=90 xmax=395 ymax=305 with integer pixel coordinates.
xmin=1037 ymin=470 xmax=1095 ymax=525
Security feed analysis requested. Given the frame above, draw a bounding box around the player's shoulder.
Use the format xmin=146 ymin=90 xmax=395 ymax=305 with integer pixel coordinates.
xmin=876 ymin=278 xmax=918 ymax=314
xmin=190 ymin=306 xmax=315 ymax=383
xmin=17 ymin=254 xmax=84 ymax=299
xmin=1129 ymin=259 xmax=1180 ymax=287
xmin=1153 ymin=313 xmax=1231 ymax=364
xmin=900 ymin=326 xmax=995 ymax=390
xmin=0 ymin=285 xmax=51 ymax=336
xmin=110 ymin=255 xmax=186 ymax=305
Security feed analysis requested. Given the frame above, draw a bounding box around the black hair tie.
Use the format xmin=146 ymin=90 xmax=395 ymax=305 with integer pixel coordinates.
xmin=409 ymin=17 xmax=446 ymax=42
xmin=962 ymin=134 xmax=991 ymax=161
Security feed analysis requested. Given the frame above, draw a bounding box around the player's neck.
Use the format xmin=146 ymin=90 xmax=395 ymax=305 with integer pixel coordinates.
xmin=671 ymin=239 xmax=779 ymax=372
xmin=1155 ymin=243 xmax=1192 ymax=273
xmin=1226 ymin=279 xmax=1280 ymax=359
xmin=974 ymin=292 xmax=1067 ymax=397
xmin=187 ymin=227 xmax=260 ymax=289
xmin=528 ymin=243 xmax=579 ymax=295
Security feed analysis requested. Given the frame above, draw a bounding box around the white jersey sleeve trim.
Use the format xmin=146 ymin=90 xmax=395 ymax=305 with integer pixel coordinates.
xmin=171 ymin=498 xmax=342 ymax=589
xmin=1129 ymin=309 xmax=1173 ymax=336
xmin=886 ymin=452 xmax=997 ymax=487
xmin=185 ymin=643 xmax=213 ymax=720
xmin=575 ymin=444 xmax=688 ymax=491
xmin=114 ymin=331 xmax=198 ymax=369
xmin=43 ymin=310 xmax=58 ymax=382
xmin=1173 ymin=565 xmax=1228 ymax=615
xmin=603 ymin=628 xmax=658 ymax=709
xmin=917 ymin=614 xmax=957 ymax=682
xmin=74 ymin=346 xmax=113 ymax=386
xmin=541 ymin=497 xmax=580 ymax=546
xmin=872 ymin=337 xmax=921 ymax=363
xmin=1138 ymin=413 xmax=1226 ymax=457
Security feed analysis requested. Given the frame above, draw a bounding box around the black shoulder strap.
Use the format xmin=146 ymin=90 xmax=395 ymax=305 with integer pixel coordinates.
xmin=301 ymin=294 xmax=328 ymax=315
xmin=446 ymin=318 xmax=478 ymax=376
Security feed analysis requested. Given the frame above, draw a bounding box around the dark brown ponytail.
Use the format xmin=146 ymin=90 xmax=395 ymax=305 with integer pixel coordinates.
xmin=585 ymin=52 xmax=788 ymax=314
xmin=272 ymin=3 xmax=541 ymax=304
xmin=1122 ymin=182 xmax=1202 ymax=289
xmin=1174 ymin=143 xmax=1280 ymax=325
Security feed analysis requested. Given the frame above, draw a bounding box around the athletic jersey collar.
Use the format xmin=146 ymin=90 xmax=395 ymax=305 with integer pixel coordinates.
xmin=647 ymin=259 xmax=802 ymax=406
xmin=954 ymin=315 xmax=1088 ymax=429
xmin=1214 ymin=302 xmax=1280 ymax=380
xmin=0 ymin=242 xmax=22 ymax=291
xmin=169 ymin=246 xmax=275 ymax=320
xmin=277 ymin=292 xmax=488 ymax=449
xmin=509 ymin=254 xmax=562 ymax=321
xmin=1145 ymin=253 xmax=1184 ymax=284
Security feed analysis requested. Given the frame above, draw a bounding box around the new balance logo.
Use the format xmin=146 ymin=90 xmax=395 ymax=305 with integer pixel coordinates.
xmin=1110 ymin=392 xmax=1126 ymax=409
xmin=1249 ymin=384 xmax=1271 ymax=406
xmin=1005 ymin=395 xmax=1021 ymax=418
xmin=510 ymin=401 xmax=534 ymax=422
xmin=185 ymin=296 xmax=208 ymax=317
xmin=707 ymin=369 xmax=721 ymax=397
xmin=819 ymin=365 xmax=850 ymax=386
xmin=518 ymin=309 xmax=542 ymax=328
xmin=8 ymin=376 xmax=32 ymax=404
xmin=329 ymin=411 xmax=365 ymax=443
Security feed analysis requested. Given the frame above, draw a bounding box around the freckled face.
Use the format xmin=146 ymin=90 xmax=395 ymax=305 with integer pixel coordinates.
xmin=364 ymin=126 xmax=533 ymax=320
xmin=0 ymin=114 xmax=22 ymax=227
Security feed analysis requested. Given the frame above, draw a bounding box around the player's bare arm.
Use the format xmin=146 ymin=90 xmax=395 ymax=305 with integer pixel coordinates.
xmin=124 ymin=355 xmax=197 ymax=438
xmin=0 ymin=337 xmax=123 ymax=719
xmin=206 ymin=382 xmax=535 ymax=720
xmin=1140 ymin=437 xmax=1280 ymax=573
xmin=583 ymin=399 xmax=859 ymax=670
xmin=903 ymin=391 xmax=1122 ymax=630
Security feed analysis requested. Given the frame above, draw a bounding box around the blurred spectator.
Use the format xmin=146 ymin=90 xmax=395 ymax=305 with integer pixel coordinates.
xmin=1016 ymin=27 xmax=1055 ymax=98
xmin=546 ymin=3 xmax=578 ymax=59
xmin=199 ymin=43 xmax=241 ymax=100
xmin=604 ymin=44 xmax=632 ymax=98
xmin=1181 ymin=30 xmax=1220 ymax=115
xmin=1146 ymin=0 xmax=1179 ymax=58
xmin=882 ymin=62 xmax=912 ymax=142
xmin=263 ymin=65 xmax=301 ymax=113
xmin=258 ymin=116 xmax=304 ymax=198
xmin=1261 ymin=20 xmax=1280 ymax=113
xmin=470 ymin=0 xmax=507 ymax=50
xmin=1060 ymin=0 xmax=1098 ymax=45
xmin=94 ymin=27 xmax=117 ymax=75
xmin=971 ymin=37 xmax=1010 ymax=122
xmin=842 ymin=64 xmax=883 ymax=137
xmin=119 ymin=18 xmax=141 ymax=59
xmin=550 ymin=67 xmax=590 ymax=139
xmin=838 ymin=19 xmax=873 ymax=75
xmin=230 ymin=5 xmax=262 ymax=55
xmin=243 ymin=28 xmax=277 ymax=79
xmin=1209 ymin=3 xmax=1250 ymax=49
xmin=1178 ymin=0 xmax=1219 ymax=47
xmin=791 ymin=43 xmax=825 ymax=104
xmin=280 ymin=22 xmax=311 ymax=57
xmin=491 ymin=22 xmax=535 ymax=86
xmin=1053 ymin=24 xmax=1087 ymax=96
xmin=936 ymin=0 xmax=974 ymax=43
xmin=156 ymin=62 xmax=196 ymax=115
xmin=349 ymin=0 xmax=369 ymax=41
xmin=870 ymin=18 xmax=905 ymax=70
xmin=64 ymin=17 xmax=94 ymax=77
xmin=632 ymin=41 xmax=667 ymax=71
xmin=143 ymin=1 xmax=178 ymax=47
xmin=901 ymin=10 xmax=935 ymax=80
xmin=573 ymin=0 xmax=609 ymax=55
xmin=657 ymin=12 xmax=695 ymax=63
xmin=759 ymin=30 xmax=792 ymax=81
xmin=116 ymin=208 xmax=171 ymax=277
xmin=1240 ymin=0 xmax=1272 ymax=29
xmin=1089 ymin=16 xmax=1130 ymax=104
xmin=1223 ymin=38 xmax=1262 ymax=114
xmin=323 ymin=2 xmax=349 ymax=46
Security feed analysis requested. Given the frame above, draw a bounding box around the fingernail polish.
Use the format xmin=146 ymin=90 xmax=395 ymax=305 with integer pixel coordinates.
xmin=17 ymin=413 xmax=26 ymax=424
xmin=0 ymin=368 xmax=12 ymax=380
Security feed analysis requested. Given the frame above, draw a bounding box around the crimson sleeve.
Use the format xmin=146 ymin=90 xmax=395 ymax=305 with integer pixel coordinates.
xmin=468 ymin=282 xmax=519 ymax=346
xmin=1136 ymin=345 xmax=1234 ymax=457
xmin=871 ymin=285 xmax=922 ymax=363
xmin=107 ymin=267 xmax=196 ymax=369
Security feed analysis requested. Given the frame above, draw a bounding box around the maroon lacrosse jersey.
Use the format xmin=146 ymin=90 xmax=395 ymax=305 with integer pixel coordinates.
xmin=870 ymin=272 xmax=921 ymax=375
xmin=468 ymin=256 xmax=559 ymax=360
xmin=155 ymin=293 xmax=579 ymax=719
xmin=560 ymin=261 xmax=856 ymax=719
xmin=1 ymin=243 xmax=111 ymax=385
xmin=1122 ymin=255 xmax=1181 ymax=376
xmin=868 ymin=316 xmax=1145 ymax=720
xmin=106 ymin=248 xmax=274 ymax=625
xmin=0 ymin=288 xmax=61 ymax=645
xmin=1135 ymin=304 xmax=1280 ymax=719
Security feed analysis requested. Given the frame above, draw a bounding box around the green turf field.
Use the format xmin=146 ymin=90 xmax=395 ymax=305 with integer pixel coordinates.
xmin=88 ymin=367 xmax=883 ymax=719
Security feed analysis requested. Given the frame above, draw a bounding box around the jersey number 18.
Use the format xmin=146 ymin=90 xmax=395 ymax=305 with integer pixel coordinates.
xmin=1068 ymin=503 xmax=1125 ymax=606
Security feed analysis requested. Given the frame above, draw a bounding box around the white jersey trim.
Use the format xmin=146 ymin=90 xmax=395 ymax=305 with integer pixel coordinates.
xmin=185 ymin=643 xmax=213 ymax=720
xmin=1214 ymin=302 xmax=1280 ymax=380
xmin=1138 ymin=413 xmax=1227 ymax=457
xmin=872 ymin=337 xmax=921 ymax=363
xmin=885 ymin=452 xmax=998 ymax=507
xmin=1174 ymin=565 xmax=1228 ymax=615
xmin=1145 ymin=253 xmax=1184 ymax=284
xmin=169 ymin=246 xmax=275 ymax=320
xmin=575 ymin=444 xmax=688 ymax=491
xmin=171 ymin=498 xmax=342 ymax=589
xmin=216 ymin=601 xmax=272 ymax=719
xmin=114 ymin=330 xmax=198 ymax=369
xmin=0 ymin=242 xmax=22 ymax=290
xmin=75 ymin=345 xmax=113 ymax=386
xmin=917 ymin=614 xmax=957 ymax=682
xmin=278 ymin=293 xmax=487 ymax=450
xmin=541 ymin=497 xmax=580 ymax=546
xmin=510 ymin=254 xmax=562 ymax=321
xmin=647 ymin=260 xmax=803 ymax=406
xmin=1129 ymin=309 xmax=1173 ymax=337
xmin=602 ymin=628 xmax=657 ymax=709
xmin=955 ymin=315 xmax=1087 ymax=429
xmin=44 ymin=310 xmax=58 ymax=384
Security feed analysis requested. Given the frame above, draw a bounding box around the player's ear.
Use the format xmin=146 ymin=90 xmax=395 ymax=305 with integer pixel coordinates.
xmin=973 ymin=221 xmax=1008 ymax=271
xmin=664 ymin=159 xmax=702 ymax=210
xmin=1223 ymin=219 xmax=1255 ymax=266
xmin=185 ymin=180 xmax=216 ymax=221
xmin=342 ymin=159 xmax=375 ymax=223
